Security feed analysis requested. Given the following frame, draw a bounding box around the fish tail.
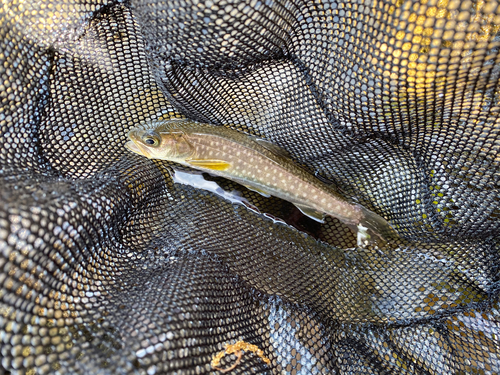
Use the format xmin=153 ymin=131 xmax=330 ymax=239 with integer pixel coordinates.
xmin=351 ymin=206 xmax=400 ymax=247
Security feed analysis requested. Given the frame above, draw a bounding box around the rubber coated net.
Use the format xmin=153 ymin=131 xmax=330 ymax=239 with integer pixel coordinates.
xmin=1 ymin=0 xmax=500 ymax=374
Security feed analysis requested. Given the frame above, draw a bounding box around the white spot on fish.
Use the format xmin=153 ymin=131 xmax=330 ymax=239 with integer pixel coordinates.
xmin=237 ymin=152 xmax=241 ymax=156
xmin=264 ymin=166 xmax=268 ymax=171
xmin=321 ymin=198 xmax=326 ymax=203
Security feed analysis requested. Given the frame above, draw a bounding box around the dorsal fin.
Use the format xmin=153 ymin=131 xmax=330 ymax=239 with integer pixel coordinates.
xmin=252 ymin=137 xmax=291 ymax=158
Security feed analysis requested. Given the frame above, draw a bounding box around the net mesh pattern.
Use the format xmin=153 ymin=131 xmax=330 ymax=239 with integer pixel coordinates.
xmin=1 ymin=0 xmax=500 ymax=374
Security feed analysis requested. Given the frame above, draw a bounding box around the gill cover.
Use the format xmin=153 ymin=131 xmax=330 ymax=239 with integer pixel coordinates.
xmin=158 ymin=130 xmax=195 ymax=159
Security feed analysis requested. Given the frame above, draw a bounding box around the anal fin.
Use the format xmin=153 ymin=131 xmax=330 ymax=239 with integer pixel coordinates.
xmin=186 ymin=159 xmax=231 ymax=171
xmin=294 ymin=204 xmax=325 ymax=223
xmin=243 ymin=184 xmax=271 ymax=198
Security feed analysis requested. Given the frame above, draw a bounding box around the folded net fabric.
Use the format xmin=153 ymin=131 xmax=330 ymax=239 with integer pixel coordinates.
xmin=1 ymin=0 xmax=499 ymax=373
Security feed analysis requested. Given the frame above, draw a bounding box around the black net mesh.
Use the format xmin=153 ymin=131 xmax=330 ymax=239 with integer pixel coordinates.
xmin=1 ymin=0 xmax=500 ymax=374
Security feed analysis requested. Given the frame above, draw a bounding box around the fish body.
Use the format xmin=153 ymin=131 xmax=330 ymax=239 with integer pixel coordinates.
xmin=126 ymin=119 xmax=399 ymax=245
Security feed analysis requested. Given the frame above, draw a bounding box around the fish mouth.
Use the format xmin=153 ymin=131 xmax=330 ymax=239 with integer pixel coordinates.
xmin=125 ymin=140 xmax=143 ymax=155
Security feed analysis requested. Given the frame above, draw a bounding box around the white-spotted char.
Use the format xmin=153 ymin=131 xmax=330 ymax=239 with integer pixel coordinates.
xmin=126 ymin=119 xmax=399 ymax=246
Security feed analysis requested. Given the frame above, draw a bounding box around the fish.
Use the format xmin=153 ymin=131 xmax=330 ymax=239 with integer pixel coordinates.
xmin=125 ymin=119 xmax=400 ymax=246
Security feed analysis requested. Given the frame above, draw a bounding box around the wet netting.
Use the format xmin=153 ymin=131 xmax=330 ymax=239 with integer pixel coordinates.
xmin=1 ymin=0 xmax=500 ymax=374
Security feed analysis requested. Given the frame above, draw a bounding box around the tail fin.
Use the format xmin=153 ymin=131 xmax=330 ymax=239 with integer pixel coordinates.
xmin=349 ymin=206 xmax=400 ymax=247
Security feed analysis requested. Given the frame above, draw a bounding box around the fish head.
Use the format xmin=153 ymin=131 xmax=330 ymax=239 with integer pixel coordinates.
xmin=126 ymin=126 xmax=195 ymax=161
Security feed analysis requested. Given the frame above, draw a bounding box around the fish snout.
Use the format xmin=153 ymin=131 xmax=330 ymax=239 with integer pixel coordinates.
xmin=125 ymin=140 xmax=144 ymax=155
xmin=126 ymin=128 xmax=150 ymax=157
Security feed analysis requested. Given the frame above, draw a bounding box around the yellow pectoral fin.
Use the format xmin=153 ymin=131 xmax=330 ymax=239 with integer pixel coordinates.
xmin=185 ymin=159 xmax=231 ymax=171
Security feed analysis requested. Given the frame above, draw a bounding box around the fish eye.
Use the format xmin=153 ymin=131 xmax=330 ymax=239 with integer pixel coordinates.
xmin=143 ymin=135 xmax=160 ymax=146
